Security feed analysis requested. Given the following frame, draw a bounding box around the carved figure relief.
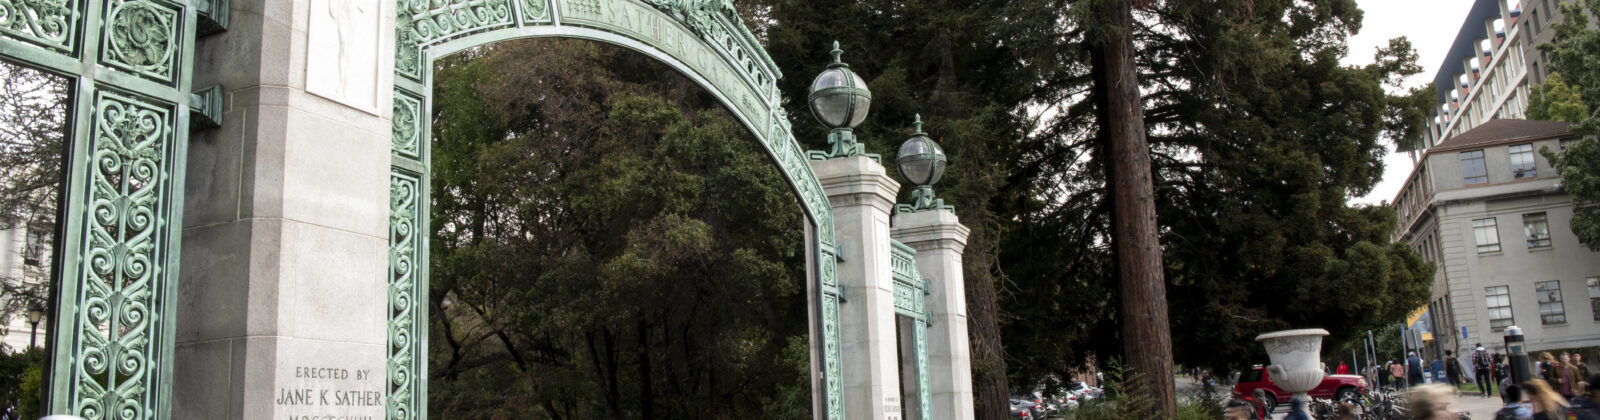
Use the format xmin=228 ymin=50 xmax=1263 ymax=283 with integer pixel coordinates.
xmin=307 ymin=0 xmax=381 ymax=114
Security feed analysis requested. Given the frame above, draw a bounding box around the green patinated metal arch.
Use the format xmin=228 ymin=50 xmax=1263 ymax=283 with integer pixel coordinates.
xmin=0 ymin=0 xmax=932 ymax=418
xmin=0 ymin=0 xmax=224 ymax=418
xmin=389 ymin=0 xmax=861 ymax=419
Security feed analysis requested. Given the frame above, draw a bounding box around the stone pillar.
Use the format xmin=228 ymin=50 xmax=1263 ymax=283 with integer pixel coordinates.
xmin=893 ymin=210 xmax=974 ymax=420
xmin=811 ymin=156 xmax=905 ymax=420
xmin=174 ymin=0 xmax=395 ymax=418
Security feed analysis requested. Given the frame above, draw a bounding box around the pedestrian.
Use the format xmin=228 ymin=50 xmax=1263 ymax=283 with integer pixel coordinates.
xmin=1337 ymin=360 xmax=1350 ymax=375
xmin=1571 ymin=374 xmax=1600 ymax=420
xmin=1446 ymin=350 xmax=1466 ymax=393
xmin=1409 ymin=384 xmax=1461 ymax=420
xmin=1493 ymin=384 xmax=1532 ymax=420
xmin=1559 ymin=353 xmax=1581 ymax=399
xmin=1523 ymin=379 xmax=1569 ymax=420
xmin=1576 ymin=353 xmax=1592 ymax=383
xmin=1391 ymin=359 xmax=1408 ymax=388
xmin=1541 ymin=352 xmax=1559 ymax=384
xmin=1474 ymin=344 xmax=1497 ymax=397
xmin=1409 ymin=352 xmax=1427 ymax=387
xmin=1284 ymin=396 xmax=1311 ymax=420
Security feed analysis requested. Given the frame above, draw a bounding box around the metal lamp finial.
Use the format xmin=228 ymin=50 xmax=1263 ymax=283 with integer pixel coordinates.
xmin=828 ymin=41 xmax=847 ymax=68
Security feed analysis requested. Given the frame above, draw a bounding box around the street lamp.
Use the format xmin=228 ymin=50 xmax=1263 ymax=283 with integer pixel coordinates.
xmin=27 ymin=303 xmax=43 ymax=349
xmin=895 ymin=115 xmax=953 ymax=214
xmin=806 ymin=41 xmax=875 ymax=160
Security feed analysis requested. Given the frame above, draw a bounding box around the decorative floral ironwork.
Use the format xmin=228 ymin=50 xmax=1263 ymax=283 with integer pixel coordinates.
xmin=823 ymin=294 xmax=843 ymax=420
xmin=520 ymin=0 xmax=548 ymax=22
xmin=392 ymin=95 xmax=421 ymax=157
xmin=103 ymin=0 xmax=177 ymax=83
xmin=387 ymin=173 xmax=423 ymax=420
xmin=0 ymin=0 xmax=77 ymax=52
xmin=70 ymin=91 xmax=173 ymax=420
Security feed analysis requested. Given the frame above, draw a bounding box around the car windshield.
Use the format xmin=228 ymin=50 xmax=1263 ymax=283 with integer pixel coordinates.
xmin=1239 ymin=369 xmax=1263 ymax=383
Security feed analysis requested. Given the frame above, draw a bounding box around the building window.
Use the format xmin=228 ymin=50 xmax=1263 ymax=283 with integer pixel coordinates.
xmin=1462 ymin=150 xmax=1489 ymax=184
xmin=1524 ymin=212 xmax=1552 ymax=248
xmin=1510 ymin=144 xmax=1537 ymax=178
xmin=1537 ymin=281 xmax=1566 ymax=325
xmin=1589 ymin=277 xmax=1600 ymax=321
xmin=1487 ymin=286 xmax=1515 ymax=331
xmin=1562 ymin=137 xmax=1580 ymax=150
xmin=1474 ymin=217 xmax=1502 ymax=253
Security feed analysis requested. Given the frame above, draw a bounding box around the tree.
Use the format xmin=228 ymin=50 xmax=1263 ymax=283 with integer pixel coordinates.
xmin=0 ymin=62 xmax=65 ymax=338
xmin=999 ymin=0 xmax=1436 ymax=386
xmin=1537 ymin=0 xmax=1600 ymax=250
xmin=1542 ymin=138 xmax=1600 ymax=251
xmin=1527 ymin=72 xmax=1589 ymax=123
xmin=426 ymin=39 xmax=812 ymax=419
xmin=1084 ymin=0 xmax=1177 ymax=415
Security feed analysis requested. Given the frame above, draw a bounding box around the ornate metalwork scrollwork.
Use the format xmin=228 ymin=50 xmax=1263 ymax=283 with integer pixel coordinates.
xmin=70 ymin=91 xmax=174 ymax=420
xmin=0 ymin=0 xmax=76 ymax=52
xmin=103 ymin=0 xmax=178 ymax=83
xmin=387 ymin=173 xmax=423 ymax=420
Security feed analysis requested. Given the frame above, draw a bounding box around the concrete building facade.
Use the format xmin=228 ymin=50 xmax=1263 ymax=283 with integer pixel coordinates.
xmin=1417 ymin=0 xmax=1532 ymax=151
xmin=1393 ymin=120 xmax=1600 ymax=357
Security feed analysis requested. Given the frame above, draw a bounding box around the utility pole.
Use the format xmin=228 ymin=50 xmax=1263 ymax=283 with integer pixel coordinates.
xmin=1088 ymin=0 xmax=1176 ymax=415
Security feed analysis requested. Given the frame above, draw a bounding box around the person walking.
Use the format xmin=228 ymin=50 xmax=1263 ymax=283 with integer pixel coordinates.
xmin=1570 ymin=374 xmax=1600 ymax=420
xmin=1493 ymin=384 xmax=1533 ymax=420
xmin=1409 ymin=352 xmax=1427 ymax=387
xmin=1337 ymin=360 xmax=1350 ymax=375
xmin=1575 ymin=353 xmax=1591 ymax=383
xmin=1284 ymin=397 xmax=1311 ymax=420
xmin=1446 ymin=350 xmax=1466 ymax=394
xmin=1541 ymin=352 xmax=1560 ymax=384
xmin=1525 ymin=379 xmax=1570 ymax=420
xmin=1474 ymin=344 xmax=1496 ymax=397
xmin=1559 ymin=353 xmax=1580 ymax=399
xmin=1409 ymin=384 xmax=1462 ymax=420
xmin=1390 ymin=359 xmax=1408 ymax=388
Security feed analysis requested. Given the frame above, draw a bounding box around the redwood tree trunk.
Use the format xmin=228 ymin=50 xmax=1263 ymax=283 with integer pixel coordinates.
xmin=1089 ymin=0 xmax=1177 ymax=416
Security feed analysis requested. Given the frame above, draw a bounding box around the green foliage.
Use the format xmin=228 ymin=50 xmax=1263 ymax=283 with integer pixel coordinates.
xmin=998 ymin=0 xmax=1436 ymax=383
xmin=1542 ymin=138 xmax=1600 ymax=251
xmin=1539 ymin=0 xmax=1600 ymax=135
xmin=1537 ymin=0 xmax=1600 ymax=250
xmin=0 ymin=347 xmax=45 ymax=419
xmin=1056 ymin=359 xmax=1222 ymax=420
xmin=1527 ymin=73 xmax=1590 ymax=123
xmin=426 ymin=39 xmax=808 ymax=419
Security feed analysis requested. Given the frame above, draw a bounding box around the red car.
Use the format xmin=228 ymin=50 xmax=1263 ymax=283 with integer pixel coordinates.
xmin=1232 ymin=366 xmax=1369 ymax=413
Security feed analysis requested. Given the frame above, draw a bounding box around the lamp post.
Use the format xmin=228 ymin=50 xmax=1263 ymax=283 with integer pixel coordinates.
xmin=806 ymin=41 xmax=876 ymax=161
xmin=27 ymin=304 xmax=43 ymax=349
xmin=895 ymin=115 xmax=953 ymax=213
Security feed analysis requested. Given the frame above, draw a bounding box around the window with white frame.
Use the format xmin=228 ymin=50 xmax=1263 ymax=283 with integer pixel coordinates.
xmin=1537 ymin=280 xmax=1566 ymax=324
xmin=1462 ymin=150 xmax=1489 ymax=184
xmin=1509 ymin=144 xmax=1537 ymax=178
xmin=1486 ymin=286 xmax=1514 ymax=331
xmin=1474 ymin=218 xmax=1501 ymax=253
xmin=1589 ymin=277 xmax=1599 ymax=321
xmin=1524 ymin=213 xmax=1552 ymax=248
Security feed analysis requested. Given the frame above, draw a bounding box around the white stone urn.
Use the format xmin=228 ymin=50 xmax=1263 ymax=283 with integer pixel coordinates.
xmin=1257 ymin=328 xmax=1330 ymax=403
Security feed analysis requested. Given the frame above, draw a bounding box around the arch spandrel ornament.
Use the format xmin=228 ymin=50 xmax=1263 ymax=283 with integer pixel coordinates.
xmin=388 ymin=0 xmax=843 ymax=419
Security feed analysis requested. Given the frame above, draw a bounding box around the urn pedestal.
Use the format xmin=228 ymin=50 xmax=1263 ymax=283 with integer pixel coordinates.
xmin=1256 ymin=329 xmax=1330 ymax=404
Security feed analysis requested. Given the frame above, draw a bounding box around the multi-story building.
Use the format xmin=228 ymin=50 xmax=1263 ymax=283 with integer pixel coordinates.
xmin=1517 ymin=0 xmax=1599 ymax=87
xmin=1415 ymin=0 xmax=1532 ymax=151
xmin=0 ymin=224 xmax=49 ymax=353
xmin=1392 ymin=119 xmax=1600 ymax=358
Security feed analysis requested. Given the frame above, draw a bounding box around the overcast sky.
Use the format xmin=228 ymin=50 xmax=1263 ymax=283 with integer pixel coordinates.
xmin=1344 ymin=0 xmax=1479 ymax=205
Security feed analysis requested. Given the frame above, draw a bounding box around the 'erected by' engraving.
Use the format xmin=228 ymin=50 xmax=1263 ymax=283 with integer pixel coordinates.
xmin=275 ymin=364 xmax=385 ymax=416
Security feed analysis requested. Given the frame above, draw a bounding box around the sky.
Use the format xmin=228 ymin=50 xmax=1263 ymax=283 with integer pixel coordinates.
xmin=1343 ymin=0 xmax=1478 ymax=205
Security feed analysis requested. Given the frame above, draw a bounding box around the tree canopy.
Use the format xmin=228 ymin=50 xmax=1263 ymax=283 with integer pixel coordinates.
xmin=426 ymin=39 xmax=811 ymax=419
xmin=1537 ymin=0 xmax=1600 ymax=250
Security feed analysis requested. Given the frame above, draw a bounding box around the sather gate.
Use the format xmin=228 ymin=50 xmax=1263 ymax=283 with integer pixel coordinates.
xmin=0 ymin=0 xmax=975 ymax=419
